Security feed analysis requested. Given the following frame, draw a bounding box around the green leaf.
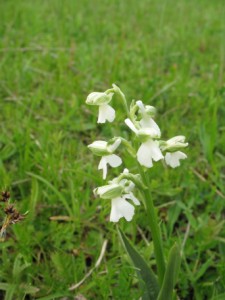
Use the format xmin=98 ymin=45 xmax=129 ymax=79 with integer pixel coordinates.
xmin=157 ymin=243 xmax=181 ymax=300
xmin=192 ymin=257 xmax=213 ymax=282
xmin=27 ymin=172 xmax=71 ymax=215
xmin=13 ymin=254 xmax=31 ymax=280
xmin=118 ymin=228 xmax=159 ymax=300
xmin=0 ymin=142 xmax=16 ymax=161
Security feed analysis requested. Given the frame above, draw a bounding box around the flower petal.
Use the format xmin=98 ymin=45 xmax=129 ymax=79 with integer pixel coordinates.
xmin=136 ymin=100 xmax=145 ymax=114
xmin=150 ymin=140 xmax=164 ymax=162
xmin=98 ymin=155 xmax=122 ymax=179
xmin=140 ymin=117 xmax=161 ymax=136
xmin=137 ymin=141 xmax=153 ymax=167
xmin=98 ymin=104 xmax=115 ymax=123
xmin=165 ymin=151 xmax=187 ymax=168
xmin=124 ymin=182 xmax=135 ymax=193
xmin=108 ymin=138 xmax=121 ymax=152
xmin=137 ymin=140 xmax=163 ymax=168
xmin=105 ymin=154 xmax=122 ymax=168
xmin=98 ymin=157 xmax=108 ymax=179
xmin=124 ymin=192 xmax=140 ymax=205
xmin=125 ymin=118 xmax=138 ymax=134
xmin=110 ymin=197 xmax=135 ymax=222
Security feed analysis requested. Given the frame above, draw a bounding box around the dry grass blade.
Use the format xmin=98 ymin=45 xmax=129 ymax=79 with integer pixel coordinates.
xmin=69 ymin=240 xmax=108 ymax=291
xmin=192 ymin=168 xmax=225 ymax=199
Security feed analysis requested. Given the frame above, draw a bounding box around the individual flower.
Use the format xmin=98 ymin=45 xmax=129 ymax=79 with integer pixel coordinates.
xmin=86 ymin=91 xmax=115 ymax=123
xmin=160 ymin=136 xmax=188 ymax=168
xmin=88 ymin=138 xmax=122 ymax=179
xmin=125 ymin=100 xmax=163 ymax=168
xmin=94 ymin=169 xmax=140 ymax=222
xmin=136 ymin=100 xmax=160 ymax=136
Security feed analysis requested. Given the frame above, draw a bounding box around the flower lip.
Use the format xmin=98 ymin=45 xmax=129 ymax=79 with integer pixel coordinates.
xmin=109 ymin=191 xmax=140 ymax=222
xmin=97 ymin=103 xmax=115 ymax=123
xmin=137 ymin=139 xmax=163 ymax=168
xmin=165 ymin=151 xmax=187 ymax=168
xmin=110 ymin=196 xmax=135 ymax=222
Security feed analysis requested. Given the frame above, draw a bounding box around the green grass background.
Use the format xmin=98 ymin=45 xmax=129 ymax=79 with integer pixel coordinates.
xmin=0 ymin=0 xmax=225 ymax=299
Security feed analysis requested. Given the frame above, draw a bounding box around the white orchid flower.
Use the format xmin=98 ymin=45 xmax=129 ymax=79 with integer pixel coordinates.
xmin=165 ymin=151 xmax=187 ymax=168
xmin=160 ymin=136 xmax=188 ymax=168
xmin=136 ymin=100 xmax=161 ymax=136
xmin=125 ymin=102 xmax=163 ymax=168
xmin=88 ymin=139 xmax=122 ymax=179
xmin=86 ymin=92 xmax=115 ymax=123
xmin=95 ymin=169 xmax=140 ymax=222
xmin=110 ymin=174 xmax=140 ymax=222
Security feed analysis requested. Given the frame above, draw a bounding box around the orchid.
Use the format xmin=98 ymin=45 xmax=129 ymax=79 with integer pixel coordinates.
xmin=86 ymin=84 xmax=189 ymax=298
xmin=88 ymin=138 xmax=122 ymax=179
xmin=160 ymin=136 xmax=188 ymax=168
xmin=86 ymin=91 xmax=115 ymax=123
xmin=125 ymin=100 xmax=163 ymax=168
xmin=136 ymin=100 xmax=160 ymax=136
xmin=94 ymin=169 xmax=140 ymax=222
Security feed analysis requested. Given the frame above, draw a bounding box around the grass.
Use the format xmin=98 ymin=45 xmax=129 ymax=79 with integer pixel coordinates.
xmin=0 ymin=0 xmax=225 ymax=299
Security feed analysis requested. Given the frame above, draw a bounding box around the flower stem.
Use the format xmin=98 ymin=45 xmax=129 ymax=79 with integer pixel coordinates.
xmin=112 ymin=84 xmax=130 ymax=116
xmin=138 ymin=165 xmax=166 ymax=285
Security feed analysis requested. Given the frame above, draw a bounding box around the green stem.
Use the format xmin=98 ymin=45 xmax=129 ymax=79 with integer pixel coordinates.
xmin=138 ymin=165 xmax=166 ymax=285
xmin=112 ymin=84 xmax=130 ymax=116
xmin=117 ymin=91 xmax=129 ymax=116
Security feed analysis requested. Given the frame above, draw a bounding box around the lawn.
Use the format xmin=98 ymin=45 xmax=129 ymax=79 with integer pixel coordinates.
xmin=0 ymin=0 xmax=225 ymax=299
